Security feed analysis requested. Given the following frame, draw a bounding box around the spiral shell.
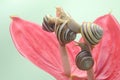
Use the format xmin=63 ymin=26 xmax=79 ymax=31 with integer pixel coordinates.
xmin=81 ymin=22 xmax=103 ymax=45
xmin=75 ymin=50 xmax=94 ymax=70
xmin=55 ymin=21 xmax=76 ymax=45
xmin=42 ymin=15 xmax=55 ymax=32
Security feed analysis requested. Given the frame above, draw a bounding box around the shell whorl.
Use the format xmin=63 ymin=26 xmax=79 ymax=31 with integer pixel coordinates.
xmin=42 ymin=15 xmax=76 ymax=45
xmin=81 ymin=22 xmax=103 ymax=45
xmin=55 ymin=21 xmax=76 ymax=45
xmin=75 ymin=50 xmax=94 ymax=70
xmin=42 ymin=15 xmax=55 ymax=32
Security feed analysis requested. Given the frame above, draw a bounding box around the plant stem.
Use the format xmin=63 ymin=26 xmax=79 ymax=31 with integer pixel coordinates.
xmin=59 ymin=45 xmax=71 ymax=77
xmin=87 ymin=68 xmax=95 ymax=80
xmin=87 ymin=45 xmax=95 ymax=80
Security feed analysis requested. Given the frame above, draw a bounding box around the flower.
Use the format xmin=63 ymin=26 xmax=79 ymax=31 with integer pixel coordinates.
xmin=10 ymin=14 xmax=120 ymax=80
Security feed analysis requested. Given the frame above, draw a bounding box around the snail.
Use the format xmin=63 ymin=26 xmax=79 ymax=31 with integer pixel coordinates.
xmin=42 ymin=7 xmax=103 ymax=46
xmin=55 ymin=20 xmax=76 ymax=45
xmin=76 ymin=50 xmax=94 ymax=70
xmin=42 ymin=15 xmax=55 ymax=32
xmin=75 ymin=22 xmax=103 ymax=70
xmin=80 ymin=22 xmax=103 ymax=46
xmin=42 ymin=8 xmax=78 ymax=45
xmin=42 ymin=8 xmax=103 ymax=79
xmin=75 ymin=23 xmax=103 ymax=70
xmin=75 ymin=43 xmax=94 ymax=70
xmin=42 ymin=15 xmax=76 ymax=45
xmin=42 ymin=7 xmax=78 ymax=76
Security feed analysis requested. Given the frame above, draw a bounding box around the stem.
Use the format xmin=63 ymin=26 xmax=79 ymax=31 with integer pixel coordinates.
xmin=56 ymin=6 xmax=81 ymax=33
xmin=69 ymin=77 xmax=73 ymax=80
xmin=59 ymin=45 xmax=71 ymax=77
xmin=87 ymin=68 xmax=95 ymax=80
xmin=68 ymin=18 xmax=81 ymax=33
xmin=87 ymin=45 xmax=95 ymax=80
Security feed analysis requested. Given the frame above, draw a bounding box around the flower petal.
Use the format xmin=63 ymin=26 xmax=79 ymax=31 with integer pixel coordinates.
xmin=93 ymin=14 xmax=120 ymax=80
xmin=10 ymin=17 xmax=65 ymax=79
xmin=10 ymin=14 xmax=120 ymax=80
xmin=10 ymin=16 xmax=86 ymax=80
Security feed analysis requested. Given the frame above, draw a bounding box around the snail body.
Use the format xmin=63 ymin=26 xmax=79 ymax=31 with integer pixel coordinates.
xmin=81 ymin=22 xmax=103 ymax=45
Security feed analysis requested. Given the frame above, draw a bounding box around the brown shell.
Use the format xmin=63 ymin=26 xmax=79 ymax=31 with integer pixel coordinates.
xmin=81 ymin=22 xmax=103 ymax=45
xmin=55 ymin=21 xmax=76 ymax=45
xmin=42 ymin=15 xmax=55 ymax=32
xmin=75 ymin=50 xmax=94 ymax=70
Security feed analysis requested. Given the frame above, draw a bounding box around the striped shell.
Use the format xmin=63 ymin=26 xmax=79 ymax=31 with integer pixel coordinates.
xmin=42 ymin=15 xmax=55 ymax=32
xmin=81 ymin=22 xmax=103 ymax=45
xmin=75 ymin=50 xmax=94 ymax=70
xmin=55 ymin=21 xmax=76 ymax=45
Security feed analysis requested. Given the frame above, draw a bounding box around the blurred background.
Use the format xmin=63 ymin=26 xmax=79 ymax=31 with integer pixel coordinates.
xmin=0 ymin=0 xmax=120 ymax=80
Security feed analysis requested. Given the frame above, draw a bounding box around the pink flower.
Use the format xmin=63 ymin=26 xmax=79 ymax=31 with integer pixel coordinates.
xmin=10 ymin=14 xmax=120 ymax=80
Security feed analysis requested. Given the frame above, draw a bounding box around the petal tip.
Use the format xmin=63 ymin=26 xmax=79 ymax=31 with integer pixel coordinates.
xmin=10 ymin=15 xmax=19 ymax=20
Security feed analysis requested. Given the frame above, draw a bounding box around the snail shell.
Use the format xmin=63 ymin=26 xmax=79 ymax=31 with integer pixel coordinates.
xmin=55 ymin=21 xmax=76 ymax=45
xmin=75 ymin=50 xmax=94 ymax=70
xmin=42 ymin=15 xmax=55 ymax=32
xmin=42 ymin=15 xmax=76 ymax=45
xmin=81 ymin=22 xmax=103 ymax=45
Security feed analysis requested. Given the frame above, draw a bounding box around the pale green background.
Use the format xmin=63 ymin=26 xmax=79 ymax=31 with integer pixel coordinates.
xmin=0 ymin=0 xmax=120 ymax=80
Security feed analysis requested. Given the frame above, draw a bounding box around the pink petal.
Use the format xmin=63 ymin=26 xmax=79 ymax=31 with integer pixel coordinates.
xmin=68 ymin=14 xmax=120 ymax=80
xmin=10 ymin=17 xmax=64 ymax=79
xmin=10 ymin=13 xmax=120 ymax=80
xmin=10 ymin=16 xmax=86 ymax=80
xmin=93 ymin=14 xmax=120 ymax=80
